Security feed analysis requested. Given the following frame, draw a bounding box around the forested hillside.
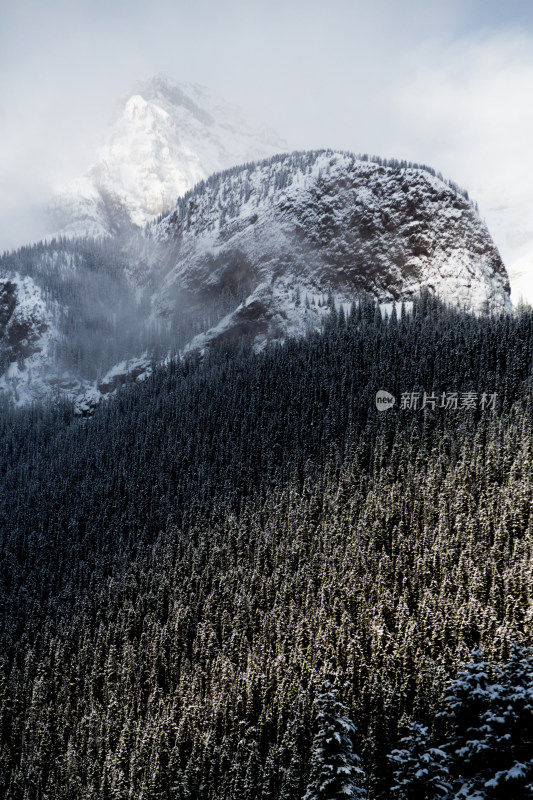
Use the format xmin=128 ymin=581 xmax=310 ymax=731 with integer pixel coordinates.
xmin=0 ymin=236 xmax=236 ymax=382
xmin=1 ymin=296 xmax=532 ymax=799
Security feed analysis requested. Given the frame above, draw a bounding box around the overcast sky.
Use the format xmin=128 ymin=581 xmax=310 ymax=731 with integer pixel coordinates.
xmin=1 ymin=0 xmax=533 ymax=297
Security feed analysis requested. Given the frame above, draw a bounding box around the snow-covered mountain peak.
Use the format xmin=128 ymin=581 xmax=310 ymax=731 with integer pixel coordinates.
xmin=122 ymin=94 xmax=154 ymax=122
xmin=4 ymin=148 xmax=512 ymax=410
xmin=149 ymin=150 xmax=511 ymax=323
xmin=47 ymin=76 xmax=288 ymax=239
xmin=130 ymin=75 xmax=216 ymax=126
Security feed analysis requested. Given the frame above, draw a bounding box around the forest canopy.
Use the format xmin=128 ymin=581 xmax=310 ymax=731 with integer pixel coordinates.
xmin=0 ymin=295 xmax=532 ymax=799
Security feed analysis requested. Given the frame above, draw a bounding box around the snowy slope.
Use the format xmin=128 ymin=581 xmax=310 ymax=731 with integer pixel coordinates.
xmin=145 ymin=150 xmax=510 ymax=354
xmin=1 ymin=150 xmax=512 ymax=410
xmin=47 ymin=75 xmax=287 ymax=239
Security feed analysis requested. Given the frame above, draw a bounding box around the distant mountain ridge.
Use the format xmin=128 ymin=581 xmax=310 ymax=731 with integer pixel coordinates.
xmin=46 ymin=74 xmax=288 ymax=239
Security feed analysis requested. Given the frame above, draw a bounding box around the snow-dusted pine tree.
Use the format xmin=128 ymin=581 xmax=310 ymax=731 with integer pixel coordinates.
xmin=482 ymin=645 xmax=533 ymax=799
xmin=438 ymin=648 xmax=492 ymax=795
xmin=388 ymin=720 xmax=451 ymax=800
xmin=303 ymin=684 xmax=367 ymax=800
xmin=440 ymin=646 xmax=533 ymax=799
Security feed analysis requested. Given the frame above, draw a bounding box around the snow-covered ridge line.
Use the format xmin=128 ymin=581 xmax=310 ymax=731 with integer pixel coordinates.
xmin=148 ymin=148 xmax=475 ymax=235
xmin=149 ymin=149 xmax=509 ymax=319
xmin=1 ymin=147 xmax=511 ymax=410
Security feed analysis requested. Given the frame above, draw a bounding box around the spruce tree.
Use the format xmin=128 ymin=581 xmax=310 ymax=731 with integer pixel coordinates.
xmin=388 ymin=720 xmax=451 ymax=800
xmin=303 ymin=684 xmax=367 ymax=800
xmin=441 ymin=646 xmax=533 ymax=800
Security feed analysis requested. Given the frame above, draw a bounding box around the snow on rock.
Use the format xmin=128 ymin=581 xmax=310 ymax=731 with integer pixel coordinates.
xmin=0 ymin=273 xmax=93 ymax=406
xmin=183 ymin=280 xmax=332 ymax=355
xmin=2 ymin=149 xmax=512 ymax=410
xmin=97 ymin=356 xmax=152 ymax=394
xmin=47 ymin=74 xmax=288 ymax=239
xmin=0 ymin=274 xmax=51 ymax=362
xmin=146 ymin=150 xmax=510 ymax=353
xmin=0 ymin=271 xmax=154 ymax=409
xmin=74 ymin=357 xmax=153 ymax=416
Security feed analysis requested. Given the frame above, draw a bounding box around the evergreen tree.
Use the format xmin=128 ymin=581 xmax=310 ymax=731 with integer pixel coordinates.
xmin=303 ymin=684 xmax=367 ymax=800
xmin=392 ymin=648 xmax=533 ymax=800
xmin=441 ymin=646 xmax=533 ymax=800
xmin=484 ymin=645 xmax=533 ymax=799
xmin=388 ymin=720 xmax=451 ymax=800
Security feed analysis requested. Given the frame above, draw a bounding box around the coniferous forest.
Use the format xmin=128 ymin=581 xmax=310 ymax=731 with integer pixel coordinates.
xmin=1 ymin=296 xmax=532 ymax=798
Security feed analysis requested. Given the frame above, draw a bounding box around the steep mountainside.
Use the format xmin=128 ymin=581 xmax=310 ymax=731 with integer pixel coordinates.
xmin=1 ymin=300 xmax=532 ymax=799
xmin=144 ymin=150 xmax=510 ymax=350
xmin=47 ymin=74 xmax=287 ymax=238
xmin=1 ymin=151 xmax=511 ymax=409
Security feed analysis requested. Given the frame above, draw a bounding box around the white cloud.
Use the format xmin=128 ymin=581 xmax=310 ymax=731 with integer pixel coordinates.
xmin=389 ymin=31 xmax=533 ymax=301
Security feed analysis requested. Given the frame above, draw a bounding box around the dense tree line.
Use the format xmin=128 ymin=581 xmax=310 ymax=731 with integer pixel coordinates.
xmin=0 ymin=296 xmax=532 ymax=798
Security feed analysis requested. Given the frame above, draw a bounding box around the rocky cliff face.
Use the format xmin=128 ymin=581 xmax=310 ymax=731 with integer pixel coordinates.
xmin=1 ymin=150 xmax=511 ymax=410
xmin=0 ymin=275 xmax=52 ymax=365
xmin=143 ymin=150 xmax=510 ymax=350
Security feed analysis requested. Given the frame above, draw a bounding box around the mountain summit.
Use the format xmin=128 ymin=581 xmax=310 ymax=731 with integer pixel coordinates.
xmin=1 ymin=149 xmax=511 ymax=410
xmin=46 ymin=75 xmax=287 ymax=239
xmin=145 ymin=150 xmax=510 ymax=351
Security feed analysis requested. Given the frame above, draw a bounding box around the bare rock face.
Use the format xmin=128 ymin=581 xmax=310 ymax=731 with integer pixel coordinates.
xmin=0 ymin=277 xmax=49 ymax=364
xmin=0 ymin=282 xmax=18 ymax=336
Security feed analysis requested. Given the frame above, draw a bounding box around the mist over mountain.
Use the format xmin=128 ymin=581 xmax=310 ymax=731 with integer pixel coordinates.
xmin=45 ymin=75 xmax=287 ymax=240
xmin=0 ymin=149 xmax=511 ymax=412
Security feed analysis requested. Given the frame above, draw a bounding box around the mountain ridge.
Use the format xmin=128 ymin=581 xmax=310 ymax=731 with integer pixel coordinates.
xmin=145 ymin=150 xmax=510 ymax=333
xmin=46 ymin=74 xmax=288 ymax=239
xmin=1 ymin=149 xmax=512 ymax=410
